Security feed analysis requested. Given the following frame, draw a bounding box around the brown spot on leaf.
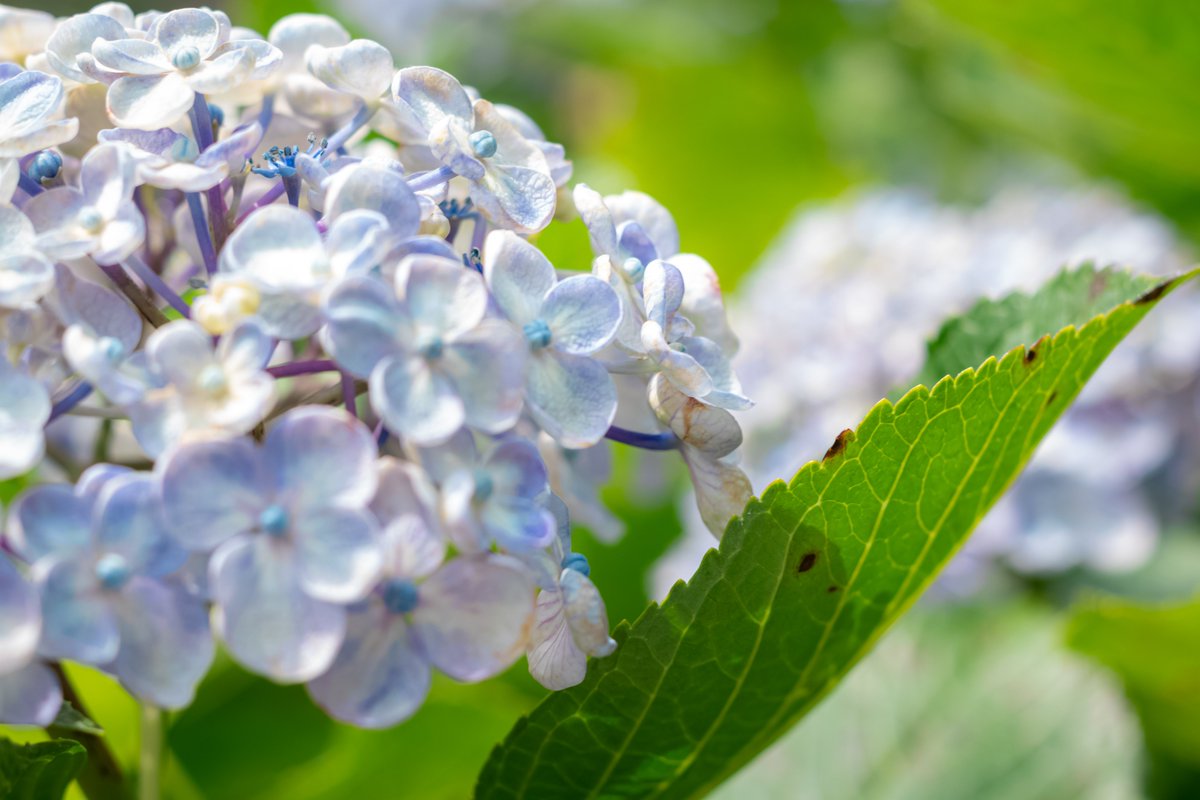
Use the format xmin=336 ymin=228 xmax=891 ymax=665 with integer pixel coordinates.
xmin=1045 ymin=390 xmax=1058 ymax=406
xmin=826 ymin=585 xmax=839 ymax=593
xmin=1024 ymin=347 xmax=1038 ymax=364
xmin=823 ymin=429 xmax=854 ymax=461
xmin=797 ymin=552 xmax=819 ymax=574
xmin=1134 ymin=281 xmax=1170 ymax=305
xmin=1088 ymin=271 xmax=1109 ymax=300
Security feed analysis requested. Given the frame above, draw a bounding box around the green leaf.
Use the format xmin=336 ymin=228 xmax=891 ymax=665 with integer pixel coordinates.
xmin=475 ymin=266 xmax=1194 ymax=799
xmin=46 ymin=702 xmax=105 ymax=738
xmin=1068 ymin=595 xmax=1200 ymax=798
xmin=0 ymin=738 xmax=86 ymax=800
xmin=719 ymin=601 xmax=1141 ymax=799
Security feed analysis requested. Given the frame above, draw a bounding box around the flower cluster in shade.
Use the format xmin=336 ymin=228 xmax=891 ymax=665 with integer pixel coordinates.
xmin=655 ymin=184 xmax=1200 ymax=598
xmin=0 ymin=5 xmax=751 ymax=728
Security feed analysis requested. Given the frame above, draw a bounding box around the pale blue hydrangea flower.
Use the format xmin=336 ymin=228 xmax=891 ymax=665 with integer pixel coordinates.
xmin=23 ymin=142 xmax=145 ymax=266
xmin=7 ymin=466 xmax=213 ymax=708
xmin=320 ymin=158 xmax=421 ymax=255
xmin=0 ymin=204 xmax=54 ymax=308
xmin=307 ymin=456 xmax=536 ymax=727
xmin=483 ymin=230 xmax=622 ymax=448
xmin=0 ymin=553 xmax=62 ymax=726
xmin=537 ymin=432 xmax=624 ymax=544
xmin=0 ymin=358 xmax=49 ymax=479
xmin=0 ymin=70 xmax=78 ymax=168
xmin=523 ymin=496 xmax=616 ymax=690
xmin=392 ymin=67 xmax=556 ymax=232
xmin=649 ymin=374 xmax=752 ymax=537
xmin=98 ymin=121 xmax=262 ymax=191
xmin=90 ymin=8 xmax=281 ymax=129
xmin=215 ymin=204 xmax=391 ymax=338
xmin=641 ymin=259 xmax=750 ymax=411
xmin=305 ymin=38 xmax=395 ymax=113
xmin=422 ymin=431 xmax=557 ymax=553
xmin=323 ymin=253 xmax=527 ymax=445
xmin=43 ymin=12 xmax=131 ymax=86
xmin=264 ymin=13 xmax=357 ymax=123
xmin=127 ymin=319 xmax=275 ymax=457
xmin=157 ymin=407 xmax=384 ymax=682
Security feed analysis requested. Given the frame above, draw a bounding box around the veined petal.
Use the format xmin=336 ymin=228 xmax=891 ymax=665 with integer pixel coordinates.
xmin=264 ymin=406 xmax=378 ymax=511
xmin=648 ymin=373 xmax=742 ymax=458
xmin=146 ymin=319 xmax=216 ymax=389
xmin=679 ymin=335 xmax=751 ymax=410
xmin=682 ymin=446 xmax=753 ymax=538
xmin=92 ymin=204 xmax=145 ymax=265
xmin=112 ymin=577 xmax=214 ymax=708
xmin=307 ymin=601 xmax=430 ymax=728
xmin=323 ymin=161 xmax=420 ymax=236
xmin=306 ymin=39 xmax=393 ymax=101
xmin=157 ymin=435 xmax=267 ymax=551
xmin=153 ymin=8 xmax=222 ymax=61
xmin=481 ymin=496 xmax=556 ymax=553
xmin=220 ymin=204 xmax=326 ymax=289
xmin=560 ymin=568 xmax=616 ymax=657
xmin=106 ymin=72 xmax=194 ymax=130
xmin=605 ymin=190 xmax=679 ymax=260
xmin=293 ymin=507 xmax=383 ymax=603
xmin=391 ymin=66 xmax=472 ymax=134
xmin=370 ymin=354 xmax=464 ymax=446
xmin=482 ymin=229 xmax=555 ymax=326
xmin=400 ymin=254 xmax=488 ymax=339
xmin=642 ymin=320 xmax=713 ymax=399
xmin=411 ymin=554 xmax=535 ymax=682
xmin=476 ymin=162 xmax=556 ymax=234
xmin=485 ymin=437 xmax=548 ymax=499
xmin=541 ymin=275 xmax=621 ymax=356
xmin=210 ymin=535 xmax=345 ymax=683
xmin=573 ymin=184 xmax=619 ymax=260
xmin=526 ymin=587 xmax=586 ymax=691
xmin=8 ymin=484 xmax=91 ymax=563
xmin=184 ymin=46 xmax=254 ymax=95
xmin=90 ymin=38 xmax=171 ymax=75
xmin=0 ymin=71 xmax=63 ymax=141
xmin=526 ymin=349 xmax=617 ymax=449
xmin=441 ymin=319 xmax=527 ymax=436
xmin=36 ymin=558 xmax=119 ymax=665
xmin=641 ymin=259 xmax=685 ymax=329
xmin=46 ymin=13 xmax=129 ymax=84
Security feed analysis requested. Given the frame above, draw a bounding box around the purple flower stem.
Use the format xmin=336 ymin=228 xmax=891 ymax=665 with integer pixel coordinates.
xmin=267 ymin=359 xmax=340 ymax=378
xmin=124 ymin=255 xmax=191 ymax=318
xmin=341 ymin=371 xmax=358 ymax=417
xmin=185 ymin=192 xmax=218 ymax=277
xmin=283 ymin=174 xmax=301 ymax=207
xmin=48 ymin=381 xmax=94 ymax=423
xmin=605 ymin=425 xmax=680 ymax=451
xmin=253 ymin=94 xmax=275 ymax=151
xmin=189 ymin=94 xmax=230 ymax=249
xmin=97 ymin=262 xmax=170 ymax=327
xmin=325 ymin=102 xmax=373 ymax=153
xmin=407 ymin=166 xmax=456 ymax=192
xmin=236 ymin=182 xmax=285 ymax=224
xmin=470 ymin=215 xmax=488 ymax=254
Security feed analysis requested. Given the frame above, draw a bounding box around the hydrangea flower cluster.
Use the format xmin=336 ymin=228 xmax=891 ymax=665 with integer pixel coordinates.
xmin=656 ymin=184 xmax=1198 ymax=597
xmin=0 ymin=5 xmax=750 ymax=728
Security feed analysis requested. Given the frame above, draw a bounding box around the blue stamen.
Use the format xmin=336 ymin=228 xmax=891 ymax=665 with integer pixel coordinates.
xmin=382 ymin=578 xmax=420 ymax=614
xmin=259 ymin=504 xmax=290 ymax=537
xmin=469 ymin=130 xmax=497 ymax=158
xmin=207 ymin=102 xmax=225 ymax=129
xmin=98 ymin=336 xmax=124 ymax=362
xmin=419 ymin=336 xmax=445 ymax=360
xmin=251 ymin=134 xmax=327 ymax=180
xmin=27 ymin=151 xmax=62 ymax=182
xmin=523 ymin=319 xmax=552 ymax=349
xmin=95 ymin=553 xmax=131 ymax=591
xmin=562 ymin=553 xmax=590 ymax=576
xmin=473 ymin=470 xmax=494 ymax=502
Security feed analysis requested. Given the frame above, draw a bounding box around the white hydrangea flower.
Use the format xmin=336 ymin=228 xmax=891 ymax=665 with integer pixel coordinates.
xmin=0 ymin=357 xmax=49 ymax=479
xmin=98 ymin=121 xmax=261 ymax=191
xmin=0 ymin=204 xmax=54 ymax=308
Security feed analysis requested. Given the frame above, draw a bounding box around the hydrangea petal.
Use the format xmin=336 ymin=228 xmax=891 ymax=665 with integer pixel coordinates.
xmin=0 ymin=662 xmax=61 ymax=726
xmin=157 ymin=436 xmax=267 ymax=551
xmin=153 ymin=8 xmax=222 ymax=61
xmin=185 ymin=46 xmax=255 ymax=95
xmin=477 ymin=163 xmax=556 ymax=234
xmin=0 ymin=362 xmax=49 ymax=480
xmin=482 ymin=230 xmax=555 ymax=326
xmin=146 ymin=319 xmax=216 ymax=389
xmin=8 ymin=485 xmax=91 ymax=563
xmin=322 ymin=275 xmax=405 ymax=377
xmin=264 ymin=406 xmax=378 ymax=511
xmin=90 ymin=38 xmax=172 ymax=75
xmin=306 ymin=39 xmax=393 ymax=101
xmin=370 ymin=353 xmax=464 ymax=446
xmin=293 ymin=507 xmax=382 ymax=603
xmin=400 ymin=254 xmax=488 ymax=339
xmin=541 ymin=275 xmax=622 ymax=355
xmin=605 ymin=190 xmax=680 ymax=260
xmin=527 ymin=587 xmax=586 ymax=690
xmin=210 ymin=535 xmax=345 ymax=683
xmin=112 ymin=577 xmax=214 ymax=708
xmin=45 ymin=13 xmax=128 ymax=84
xmin=526 ymin=349 xmax=617 ymax=449
xmin=411 ymin=555 xmax=535 ymax=682
xmin=307 ymin=602 xmax=430 ymax=728
xmin=95 ymin=472 xmax=185 ymax=578
xmin=220 ymin=204 xmax=326 ymax=289
xmin=641 ymin=259 xmax=685 ymax=329
xmin=560 ymin=568 xmax=616 ymax=657
xmin=440 ymin=319 xmax=527 ymax=435
xmin=481 ymin=497 xmax=556 ymax=553
xmin=107 ymin=72 xmax=194 ymax=130
xmin=36 ymin=559 xmax=119 ymax=664
xmin=681 ymin=446 xmax=753 ymax=538
xmin=392 ymin=66 xmax=472 ymax=134
xmin=0 ymin=556 xmax=40 ymax=674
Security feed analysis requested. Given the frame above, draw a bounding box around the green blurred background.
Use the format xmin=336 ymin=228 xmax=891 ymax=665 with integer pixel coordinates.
xmin=9 ymin=0 xmax=1200 ymax=797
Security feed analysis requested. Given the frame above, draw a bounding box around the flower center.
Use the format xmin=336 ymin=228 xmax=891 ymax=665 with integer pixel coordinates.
xmin=623 ymin=257 xmax=645 ymax=283
xmin=95 ymin=552 xmax=131 ymax=590
xmin=469 ymin=130 xmax=497 ymax=159
xmin=172 ymin=46 xmax=201 ymax=70
xmin=562 ymin=552 xmax=590 ymax=577
xmin=472 ymin=469 xmax=494 ymax=502
xmin=523 ymin=319 xmax=552 ymax=349
xmin=258 ymin=504 xmax=290 ymax=537
xmin=98 ymin=336 xmax=124 ymax=363
xmin=197 ymin=364 xmax=227 ymax=395
xmin=419 ymin=335 xmax=445 ymax=360
xmin=77 ymin=206 xmax=104 ymax=234
xmin=382 ymin=578 xmax=420 ymax=614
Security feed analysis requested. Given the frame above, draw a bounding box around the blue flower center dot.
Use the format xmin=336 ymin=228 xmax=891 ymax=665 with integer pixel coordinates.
xmin=469 ymin=130 xmax=497 ymax=159
xmin=523 ymin=319 xmax=552 ymax=349
xmin=207 ymin=102 xmax=225 ymax=128
xmin=562 ymin=552 xmax=590 ymax=576
xmin=472 ymin=470 xmax=494 ymax=502
xmin=95 ymin=552 xmax=131 ymax=590
xmin=259 ymin=504 xmax=290 ymax=537
xmin=28 ymin=151 xmax=62 ymax=182
xmin=623 ymin=257 xmax=645 ymax=283
xmin=172 ymin=46 xmax=201 ymax=70
xmin=419 ymin=336 xmax=445 ymax=360
xmin=197 ymin=364 xmax=227 ymax=394
xmin=382 ymin=578 xmax=420 ymax=614
xmin=77 ymin=206 xmax=103 ymax=234
xmin=98 ymin=336 xmax=124 ymax=362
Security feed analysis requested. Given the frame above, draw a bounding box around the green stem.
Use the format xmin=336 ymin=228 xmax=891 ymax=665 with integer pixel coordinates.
xmin=48 ymin=665 xmax=125 ymax=800
xmin=138 ymin=705 xmax=162 ymax=800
